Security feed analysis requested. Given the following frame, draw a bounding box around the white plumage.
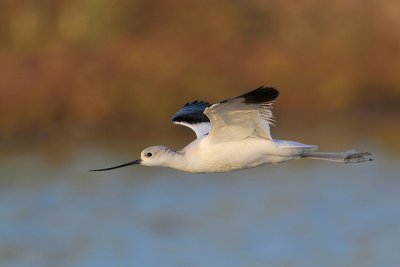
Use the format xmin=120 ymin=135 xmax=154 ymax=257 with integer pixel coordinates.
xmin=91 ymin=86 xmax=372 ymax=173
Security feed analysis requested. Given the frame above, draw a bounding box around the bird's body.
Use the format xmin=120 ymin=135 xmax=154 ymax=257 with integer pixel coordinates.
xmin=160 ymin=137 xmax=315 ymax=173
xmin=92 ymin=87 xmax=372 ymax=173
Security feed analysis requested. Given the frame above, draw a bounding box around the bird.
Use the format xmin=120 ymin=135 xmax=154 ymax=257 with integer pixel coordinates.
xmin=91 ymin=86 xmax=372 ymax=173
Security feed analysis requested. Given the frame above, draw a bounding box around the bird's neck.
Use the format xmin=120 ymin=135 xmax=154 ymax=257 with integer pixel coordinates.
xmin=163 ymin=150 xmax=188 ymax=172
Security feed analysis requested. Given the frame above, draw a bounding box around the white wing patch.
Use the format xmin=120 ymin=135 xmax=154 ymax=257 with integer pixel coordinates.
xmin=171 ymin=100 xmax=210 ymax=139
xmin=204 ymin=87 xmax=279 ymax=143
xmin=173 ymin=121 xmax=210 ymax=138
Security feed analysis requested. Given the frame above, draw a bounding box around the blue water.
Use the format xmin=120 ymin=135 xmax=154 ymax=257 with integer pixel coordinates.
xmin=1 ymin=149 xmax=399 ymax=267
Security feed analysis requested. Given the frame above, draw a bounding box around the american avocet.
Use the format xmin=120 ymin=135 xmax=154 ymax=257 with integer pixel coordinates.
xmin=91 ymin=87 xmax=372 ymax=173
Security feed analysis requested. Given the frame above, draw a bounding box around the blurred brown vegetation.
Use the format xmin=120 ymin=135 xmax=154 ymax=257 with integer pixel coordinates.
xmin=0 ymin=0 xmax=399 ymax=149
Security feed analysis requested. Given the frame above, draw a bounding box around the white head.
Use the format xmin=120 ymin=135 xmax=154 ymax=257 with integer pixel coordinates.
xmin=139 ymin=145 xmax=173 ymax=166
xmin=90 ymin=145 xmax=173 ymax=171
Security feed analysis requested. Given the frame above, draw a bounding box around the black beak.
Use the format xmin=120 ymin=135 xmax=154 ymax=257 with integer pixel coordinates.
xmin=90 ymin=159 xmax=142 ymax=171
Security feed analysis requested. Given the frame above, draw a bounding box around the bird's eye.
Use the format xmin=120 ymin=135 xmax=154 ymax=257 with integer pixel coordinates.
xmin=146 ymin=152 xmax=152 ymax=157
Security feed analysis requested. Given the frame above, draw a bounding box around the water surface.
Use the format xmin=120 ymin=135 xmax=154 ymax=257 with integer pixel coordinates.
xmin=1 ymin=149 xmax=399 ymax=267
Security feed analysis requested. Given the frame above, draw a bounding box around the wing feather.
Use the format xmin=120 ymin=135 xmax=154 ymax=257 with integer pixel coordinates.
xmin=204 ymin=86 xmax=279 ymax=142
xmin=172 ymin=100 xmax=211 ymax=138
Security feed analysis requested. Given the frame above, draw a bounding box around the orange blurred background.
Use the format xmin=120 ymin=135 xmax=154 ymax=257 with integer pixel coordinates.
xmin=1 ymin=3 xmax=399 ymax=266
xmin=1 ymin=0 xmax=399 ymax=151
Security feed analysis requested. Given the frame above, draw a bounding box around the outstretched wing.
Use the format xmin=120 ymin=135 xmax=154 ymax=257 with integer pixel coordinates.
xmin=204 ymin=86 xmax=279 ymax=142
xmin=172 ymin=100 xmax=211 ymax=138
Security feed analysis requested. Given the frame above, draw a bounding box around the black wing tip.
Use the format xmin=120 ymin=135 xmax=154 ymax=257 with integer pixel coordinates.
xmin=183 ymin=100 xmax=210 ymax=108
xmin=239 ymin=86 xmax=279 ymax=104
xmin=172 ymin=100 xmax=210 ymax=124
xmin=172 ymin=114 xmax=210 ymax=124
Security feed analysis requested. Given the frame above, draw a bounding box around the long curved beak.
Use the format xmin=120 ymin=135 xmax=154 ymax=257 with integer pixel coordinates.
xmin=90 ymin=159 xmax=142 ymax=171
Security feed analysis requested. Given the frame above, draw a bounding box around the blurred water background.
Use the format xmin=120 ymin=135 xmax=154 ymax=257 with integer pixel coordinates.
xmin=1 ymin=0 xmax=400 ymax=266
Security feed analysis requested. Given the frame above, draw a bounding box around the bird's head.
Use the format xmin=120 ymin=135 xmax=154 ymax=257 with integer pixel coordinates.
xmin=139 ymin=146 xmax=172 ymax=166
xmin=90 ymin=145 xmax=172 ymax=171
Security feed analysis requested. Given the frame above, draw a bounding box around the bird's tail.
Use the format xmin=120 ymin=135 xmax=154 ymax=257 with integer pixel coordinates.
xmin=301 ymin=150 xmax=373 ymax=163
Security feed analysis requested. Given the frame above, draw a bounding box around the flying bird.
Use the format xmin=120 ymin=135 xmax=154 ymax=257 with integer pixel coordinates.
xmin=91 ymin=87 xmax=372 ymax=173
